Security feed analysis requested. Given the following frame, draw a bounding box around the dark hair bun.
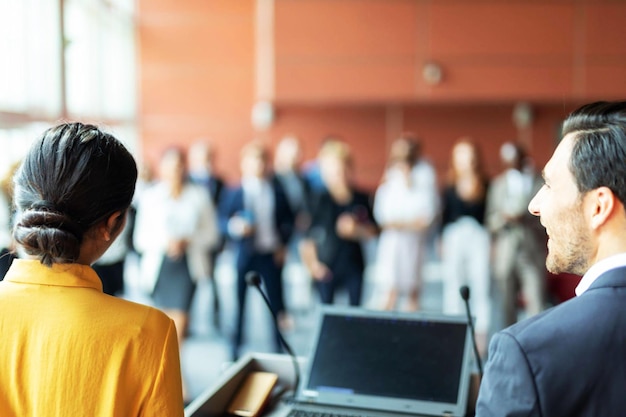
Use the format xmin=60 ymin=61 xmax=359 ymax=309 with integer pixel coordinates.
xmin=12 ymin=122 xmax=138 ymax=266
xmin=14 ymin=209 xmax=83 ymax=266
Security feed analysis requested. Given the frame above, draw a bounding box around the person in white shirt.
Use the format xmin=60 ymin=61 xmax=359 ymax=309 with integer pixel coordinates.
xmin=477 ymin=100 xmax=626 ymax=416
xmin=133 ymin=147 xmax=218 ymax=399
xmin=374 ymin=137 xmax=438 ymax=311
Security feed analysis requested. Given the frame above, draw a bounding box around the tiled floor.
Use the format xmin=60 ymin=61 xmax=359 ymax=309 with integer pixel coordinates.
xmin=124 ymin=248 xmax=445 ymax=402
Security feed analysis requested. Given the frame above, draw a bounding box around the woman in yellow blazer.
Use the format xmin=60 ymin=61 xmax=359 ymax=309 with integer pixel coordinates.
xmin=0 ymin=123 xmax=184 ymax=416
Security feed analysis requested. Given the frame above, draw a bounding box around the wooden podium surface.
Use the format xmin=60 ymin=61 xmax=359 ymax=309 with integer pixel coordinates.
xmin=185 ymin=353 xmax=302 ymax=417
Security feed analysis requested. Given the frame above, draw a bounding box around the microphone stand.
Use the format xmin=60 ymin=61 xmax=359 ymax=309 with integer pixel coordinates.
xmin=460 ymin=285 xmax=484 ymax=377
xmin=246 ymin=271 xmax=302 ymax=399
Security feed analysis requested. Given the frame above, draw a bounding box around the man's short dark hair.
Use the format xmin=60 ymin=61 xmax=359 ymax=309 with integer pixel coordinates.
xmin=562 ymin=101 xmax=626 ymax=206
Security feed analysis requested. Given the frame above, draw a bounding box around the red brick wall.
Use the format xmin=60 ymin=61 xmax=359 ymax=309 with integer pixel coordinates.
xmin=137 ymin=0 xmax=626 ymax=189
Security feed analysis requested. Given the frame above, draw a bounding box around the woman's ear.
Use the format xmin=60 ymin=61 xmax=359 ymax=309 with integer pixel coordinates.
xmin=102 ymin=210 xmax=127 ymax=241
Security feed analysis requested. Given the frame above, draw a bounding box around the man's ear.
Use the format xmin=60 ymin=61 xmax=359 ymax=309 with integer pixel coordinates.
xmin=102 ymin=210 xmax=126 ymax=241
xmin=588 ymin=187 xmax=615 ymax=230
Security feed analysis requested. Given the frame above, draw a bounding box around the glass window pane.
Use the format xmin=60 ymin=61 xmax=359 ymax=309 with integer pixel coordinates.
xmin=0 ymin=0 xmax=61 ymax=116
xmin=65 ymin=0 xmax=136 ymax=120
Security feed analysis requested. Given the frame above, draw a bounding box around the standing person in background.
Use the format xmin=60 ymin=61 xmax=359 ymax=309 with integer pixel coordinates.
xmin=219 ymin=141 xmax=294 ymax=361
xmin=486 ymin=141 xmax=546 ymax=328
xmin=300 ymin=140 xmax=378 ymax=306
xmin=0 ymin=188 xmax=12 ymax=280
xmin=403 ymin=132 xmax=441 ymax=267
xmin=121 ymin=161 xmax=153 ymax=300
xmin=188 ymin=140 xmax=225 ymax=329
xmin=133 ymin=147 xmax=219 ymax=401
xmin=0 ymin=162 xmax=18 ymax=280
xmin=273 ymin=134 xmax=311 ymax=252
xmin=374 ymin=137 xmax=438 ymax=311
xmin=301 ymin=137 xmax=335 ymax=193
xmin=403 ymin=133 xmax=439 ymax=211
xmin=477 ymin=101 xmax=626 ymax=416
xmin=188 ymin=140 xmax=225 ymax=208
xmin=1 ymin=122 xmax=183 ymax=416
xmin=441 ymin=139 xmax=491 ymax=354
xmin=92 ymin=221 xmax=131 ymax=296
xmin=273 ymin=135 xmax=312 ymax=315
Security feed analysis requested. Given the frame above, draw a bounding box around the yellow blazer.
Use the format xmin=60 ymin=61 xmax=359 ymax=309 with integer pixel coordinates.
xmin=0 ymin=259 xmax=183 ymax=416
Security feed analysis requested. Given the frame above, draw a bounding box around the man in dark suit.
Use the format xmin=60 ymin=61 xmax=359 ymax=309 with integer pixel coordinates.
xmin=219 ymin=141 xmax=294 ymax=360
xmin=476 ymin=101 xmax=626 ymax=416
xmin=188 ymin=140 xmax=225 ymax=329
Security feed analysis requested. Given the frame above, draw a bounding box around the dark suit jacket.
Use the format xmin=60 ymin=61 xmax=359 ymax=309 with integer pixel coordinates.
xmin=218 ymin=177 xmax=294 ymax=270
xmin=306 ymin=188 xmax=375 ymax=272
xmin=274 ymin=171 xmax=311 ymax=214
xmin=476 ymin=266 xmax=626 ymax=416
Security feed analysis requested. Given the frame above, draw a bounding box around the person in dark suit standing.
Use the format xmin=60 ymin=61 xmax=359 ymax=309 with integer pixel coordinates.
xmin=476 ymin=101 xmax=626 ymax=416
xmin=188 ymin=140 xmax=225 ymax=329
xmin=273 ymin=134 xmax=311 ymax=233
xmin=219 ymin=141 xmax=294 ymax=360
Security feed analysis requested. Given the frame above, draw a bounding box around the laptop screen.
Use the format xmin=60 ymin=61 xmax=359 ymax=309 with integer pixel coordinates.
xmin=301 ymin=307 xmax=473 ymax=416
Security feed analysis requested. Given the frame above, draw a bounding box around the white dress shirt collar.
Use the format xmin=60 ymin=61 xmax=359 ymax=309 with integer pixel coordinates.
xmin=576 ymin=252 xmax=626 ymax=296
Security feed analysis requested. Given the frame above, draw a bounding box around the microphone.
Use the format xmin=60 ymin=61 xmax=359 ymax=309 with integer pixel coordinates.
xmin=459 ymin=285 xmax=484 ymax=377
xmin=245 ymin=271 xmax=301 ymax=397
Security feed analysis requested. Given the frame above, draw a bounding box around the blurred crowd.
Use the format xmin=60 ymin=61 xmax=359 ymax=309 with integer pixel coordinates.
xmin=0 ymin=132 xmax=551 ymax=379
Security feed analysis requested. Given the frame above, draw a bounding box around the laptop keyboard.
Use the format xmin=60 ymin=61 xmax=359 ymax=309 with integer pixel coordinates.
xmin=288 ymin=410 xmax=366 ymax=417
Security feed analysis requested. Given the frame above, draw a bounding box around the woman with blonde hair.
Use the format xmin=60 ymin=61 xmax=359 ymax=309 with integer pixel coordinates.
xmin=300 ymin=139 xmax=377 ymax=305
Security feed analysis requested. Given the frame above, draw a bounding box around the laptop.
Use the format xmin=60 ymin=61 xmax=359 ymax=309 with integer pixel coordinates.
xmin=285 ymin=306 xmax=474 ymax=417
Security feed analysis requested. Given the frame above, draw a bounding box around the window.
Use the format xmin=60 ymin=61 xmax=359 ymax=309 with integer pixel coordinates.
xmin=0 ymin=0 xmax=138 ymax=179
xmin=0 ymin=0 xmax=61 ymax=117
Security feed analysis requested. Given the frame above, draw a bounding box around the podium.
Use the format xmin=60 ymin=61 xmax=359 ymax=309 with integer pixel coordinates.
xmin=185 ymin=352 xmax=304 ymax=417
xmin=184 ymin=352 xmax=480 ymax=417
